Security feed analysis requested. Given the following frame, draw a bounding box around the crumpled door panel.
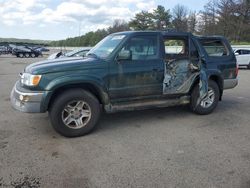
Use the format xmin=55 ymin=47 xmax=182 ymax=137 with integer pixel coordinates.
xmin=163 ymin=59 xmax=199 ymax=94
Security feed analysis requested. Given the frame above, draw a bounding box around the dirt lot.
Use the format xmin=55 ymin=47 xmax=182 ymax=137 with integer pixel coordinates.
xmin=0 ymin=54 xmax=250 ymax=188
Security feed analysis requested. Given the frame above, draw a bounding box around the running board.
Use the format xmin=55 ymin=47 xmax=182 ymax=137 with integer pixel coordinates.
xmin=104 ymin=96 xmax=190 ymax=113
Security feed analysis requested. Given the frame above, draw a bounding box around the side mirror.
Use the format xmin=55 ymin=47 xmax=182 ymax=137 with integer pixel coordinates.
xmin=117 ymin=50 xmax=131 ymax=61
xmin=234 ymin=52 xmax=239 ymax=56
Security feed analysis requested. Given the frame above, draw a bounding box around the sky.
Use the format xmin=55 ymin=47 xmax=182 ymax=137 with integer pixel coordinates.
xmin=0 ymin=0 xmax=207 ymax=40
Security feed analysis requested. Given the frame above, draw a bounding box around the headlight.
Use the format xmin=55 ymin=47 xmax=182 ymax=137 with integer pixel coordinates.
xmin=20 ymin=73 xmax=42 ymax=86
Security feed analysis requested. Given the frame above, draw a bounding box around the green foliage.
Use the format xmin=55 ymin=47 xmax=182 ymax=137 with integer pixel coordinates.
xmin=129 ymin=6 xmax=171 ymax=30
xmin=0 ymin=38 xmax=50 ymax=45
xmin=50 ymin=1 xmax=250 ymax=47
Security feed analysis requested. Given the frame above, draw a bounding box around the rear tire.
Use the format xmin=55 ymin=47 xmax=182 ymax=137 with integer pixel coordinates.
xmin=18 ymin=53 xmax=24 ymax=58
xmin=49 ymin=89 xmax=101 ymax=137
xmin=190 ymin=80 xmax=220 ymax=115
xmin=24 ymin=53 xmax=30 ymax=58
xmin=248 ymin=63 xmax=250 ymax=69
xmin=31 ymin=53 xmax=36 ymax=58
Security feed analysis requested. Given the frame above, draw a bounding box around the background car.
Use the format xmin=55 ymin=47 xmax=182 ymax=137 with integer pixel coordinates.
xmin=234 ymin=49 xmax=250 ymax=69
xmin=47 ymin=47 xmax=91 ymax=60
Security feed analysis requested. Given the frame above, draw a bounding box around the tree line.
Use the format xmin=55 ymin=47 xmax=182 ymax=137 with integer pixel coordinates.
xmin=50 ymin=0 xmax=250 ymax=47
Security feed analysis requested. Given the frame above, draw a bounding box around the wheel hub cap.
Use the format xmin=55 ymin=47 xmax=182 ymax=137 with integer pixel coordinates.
xmin=62 ymin=100 xmax=91 ymax=129
xmin=200 ymin=88 xmax=215 ymax=108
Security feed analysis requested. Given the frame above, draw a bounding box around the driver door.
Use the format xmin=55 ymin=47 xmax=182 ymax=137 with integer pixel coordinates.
xmin=108 ymin=34 xmax=164 ymax=101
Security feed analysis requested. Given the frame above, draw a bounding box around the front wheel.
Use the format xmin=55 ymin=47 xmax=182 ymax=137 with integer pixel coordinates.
xmin=49 ymin=89 xmax=101 ymax=137
xmin=190 ymin=80 xmax=220 ymax=115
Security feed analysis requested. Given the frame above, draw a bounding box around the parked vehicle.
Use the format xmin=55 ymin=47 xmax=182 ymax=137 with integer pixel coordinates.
xmin=10 ymin=31 xmax=238 ymax=137
xmin=33 ymin=46 xmax=50 ymax=52
xmin=47 ymin=47 xmax=91 ymax=60
xmin=12 ymin=45 xmax=42 ymax=58
xmin=0 ymin=45 xmax=12 ymax=55
xmin=234 ymin=49 xmax=250 ymax=69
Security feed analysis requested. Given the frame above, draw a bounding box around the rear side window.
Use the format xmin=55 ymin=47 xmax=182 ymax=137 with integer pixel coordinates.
xmin=199 ymin=39 xmax=229 ymax=57
xmin=242 ymin=50 xmax=250 ymax=54
xmin=164 ymin=38 xmax=189 ymax=58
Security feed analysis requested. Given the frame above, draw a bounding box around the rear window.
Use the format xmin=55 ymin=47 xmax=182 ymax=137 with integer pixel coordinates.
xmin=199 ymin=39 xmax=229 ymax=57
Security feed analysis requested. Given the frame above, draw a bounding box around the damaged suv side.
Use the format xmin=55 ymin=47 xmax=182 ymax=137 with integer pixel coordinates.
xmin=10 ymin=31 xmax=238 ymax=137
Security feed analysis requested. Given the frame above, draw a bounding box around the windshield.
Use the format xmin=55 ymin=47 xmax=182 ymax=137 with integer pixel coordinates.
xmin=65 ymin=48 xmax=84 ymax=57
xmin=87 ymin=34 xmax=126 ymax=59
xmin=65 ymin=50 xmax=78 ymax=57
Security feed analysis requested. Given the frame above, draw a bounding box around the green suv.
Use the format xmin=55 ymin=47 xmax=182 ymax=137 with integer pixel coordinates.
xmin=11 ymin=31 xmax=238 ymax=137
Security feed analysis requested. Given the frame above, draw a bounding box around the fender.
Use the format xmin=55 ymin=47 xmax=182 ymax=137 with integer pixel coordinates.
xmin=42 ymin=74 xmax=110 ymax=111
xmin=207 ymin=69 xmax=224 ymax=89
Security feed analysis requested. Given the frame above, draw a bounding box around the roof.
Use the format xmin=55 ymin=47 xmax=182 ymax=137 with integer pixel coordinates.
xmin=113 ymin=30 xmax=192 ymax=37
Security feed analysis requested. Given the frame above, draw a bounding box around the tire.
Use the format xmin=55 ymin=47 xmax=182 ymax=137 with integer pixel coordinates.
xmin=18 ymin=53 xmax=24 ymax=58
xmin=24 ymin=53 xmax=30 ymax=58
xmin=190 ymin=80 xmax=220 ymax=115
xmin=248 ymin=63 xmax=250 ymax=69
xmin=49 ymin=89 xmax=101 ymax=137
xmin=31 ymin=53 xmax=36 ymax=58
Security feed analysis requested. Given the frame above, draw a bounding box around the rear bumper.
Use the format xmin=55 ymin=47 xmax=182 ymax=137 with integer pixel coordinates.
xmin=223 ymin=78 xmax=238 ymax=90
xmin=10 ymin=82 xmax=47 ymax=113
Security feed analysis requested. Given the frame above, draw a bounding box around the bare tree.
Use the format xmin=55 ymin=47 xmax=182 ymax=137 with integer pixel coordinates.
xmin=107 ymin=19 xmax=130 ymax=34
xmin=172 ymin=4 xmax=188 ymax=31
xmin=188 ymin=11 xmax=198 ymax=33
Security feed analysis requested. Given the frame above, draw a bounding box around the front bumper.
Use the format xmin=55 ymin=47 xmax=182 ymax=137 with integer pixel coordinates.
xmin=10 ymin=82 xmax=46 ymax=113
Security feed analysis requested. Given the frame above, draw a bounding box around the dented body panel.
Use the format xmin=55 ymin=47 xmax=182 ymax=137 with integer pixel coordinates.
xmin=10 ymin=31 xmax=238 ymax=114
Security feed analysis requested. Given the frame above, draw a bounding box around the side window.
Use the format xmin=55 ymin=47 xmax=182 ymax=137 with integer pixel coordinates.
xmin=235 ymin=50 xmax=241 ymax=54
xmin=242 ymin=50 xmax=250 ymax=55
xmin=121 ymin=36 xmax=158 ymax=60
xmin=199 ymin=39 xmax=229 ymax=57
xmin=164 ymin=38 xmax=188 ymax=58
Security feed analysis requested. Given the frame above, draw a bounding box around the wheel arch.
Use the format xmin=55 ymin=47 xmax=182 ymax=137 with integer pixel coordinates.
xmin=46 ymin=82 xmax=109 ymax=111
xmin=209 ymin=74 xmax=223 ymax=100
xmin=188 ymin=74 xmax=223 ymax=100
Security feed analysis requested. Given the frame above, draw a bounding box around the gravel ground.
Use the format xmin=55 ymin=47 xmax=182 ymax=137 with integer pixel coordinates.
xmin=0 ymin=54 xmax=250 ymax=188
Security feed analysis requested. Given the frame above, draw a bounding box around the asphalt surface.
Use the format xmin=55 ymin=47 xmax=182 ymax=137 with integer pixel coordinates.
xmin=0 ymin=54 xmax=250 ymax=188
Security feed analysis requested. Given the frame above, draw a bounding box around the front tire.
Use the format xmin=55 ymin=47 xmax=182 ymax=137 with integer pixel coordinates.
xmin=49 ymin=89 xmax=101 ymax=137
xmin=190 ymin=80 xmax=220 ymax=115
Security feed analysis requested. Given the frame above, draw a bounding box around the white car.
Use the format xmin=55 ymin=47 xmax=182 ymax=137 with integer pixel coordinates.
xmin=234 ymin=49 xmax=250 ymax=69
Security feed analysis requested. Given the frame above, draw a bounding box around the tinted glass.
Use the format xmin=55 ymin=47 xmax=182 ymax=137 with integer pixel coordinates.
xmin=121 ymin=36 xmax=158 ymax=60
xmin=199 ymin=39 xmax=229 ymax=57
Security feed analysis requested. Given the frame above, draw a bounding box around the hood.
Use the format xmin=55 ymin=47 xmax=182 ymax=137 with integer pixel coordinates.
xmin=25 ymin=56 xmax=101 ymax=74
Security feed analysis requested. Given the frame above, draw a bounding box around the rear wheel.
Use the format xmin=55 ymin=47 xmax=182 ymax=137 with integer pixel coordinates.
xmin=24 ymin=53 xmax=30 ymax=58
xmin=18 ymin=53 xmax=24 ymax=58
xmin=49 ymin=89 xmax=101 ymax=137
xmin=31 ymin=53 xmax=36 ymax=58
xmin=248 ymin=63 xmax=250 ymax=69
xmin=190 ymin=80 xmax=220 ymax=115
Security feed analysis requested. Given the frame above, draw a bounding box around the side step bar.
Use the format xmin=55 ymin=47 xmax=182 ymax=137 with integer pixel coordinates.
xmin=104 ymin=96 xmax=190 ymax=113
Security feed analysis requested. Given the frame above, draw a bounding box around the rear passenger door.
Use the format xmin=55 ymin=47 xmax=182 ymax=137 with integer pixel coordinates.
xmin=163 ymin=36 xmax=200 ymax=95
